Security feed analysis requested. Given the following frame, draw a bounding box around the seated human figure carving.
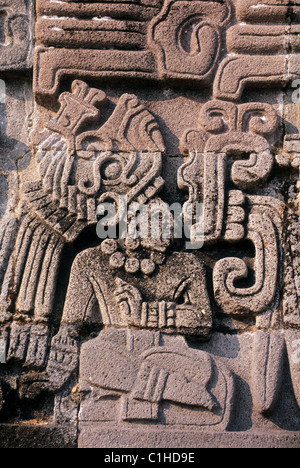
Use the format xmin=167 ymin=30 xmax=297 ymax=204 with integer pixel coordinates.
xmin=19 ymin=183 xmax=234 ymax=426
xmin=20 ymin=227 xmax=212 ymax=392
xmin=20 ymin=231 xmax=235 ymax=426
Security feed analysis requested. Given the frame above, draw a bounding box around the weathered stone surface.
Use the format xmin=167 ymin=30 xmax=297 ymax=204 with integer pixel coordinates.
xmin=285 ymin=330 xmax=300 ymax=409
xmin=0 ymin=0 xmax=33 ymax=72
xmin=79 ymin=330 xmax=234 ymax=428
xmin=251 ymin=331 xmax=285 ymax=414
xmin=0 ymin=425 xmax=77 ymax=449
xmin=148 ymin=0 xmax=232 ymax=81
xmin=33 ymin=0 xmax=233 ymax=100
xmin=78 ymin=427 xmax=300 ymax=449
xmin=0 ymin=0 xmax=300 ymax=449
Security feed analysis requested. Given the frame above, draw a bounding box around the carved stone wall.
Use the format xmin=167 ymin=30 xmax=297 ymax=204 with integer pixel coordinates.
xmin=0 ymin=0 xmax=300 ymax=448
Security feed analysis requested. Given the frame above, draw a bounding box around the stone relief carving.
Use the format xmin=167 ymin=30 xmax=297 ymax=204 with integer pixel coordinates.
xmin=0 ymin=0 xmax=299 ymax=449
xmin=214 ymin=0 xmax=300 ymax=101
xmin=179 ymin=100 xmax=284 ymax=317
xmin=251 ymin=330 xmax=286 ymax=414
xmin=0 ymin=77 xmax=297 ymax=436
xmin=34 ymin=0 xmax=300 ymax=104
xmin=0 ymin=0 xmax=33 ymax=71
xmin=148 ymin=0 xmax=232 ymax=80
xmin=34 ymin=0 xmax=233 ymax=99
xmin=78 ymin=330 xmax=234 ymax=428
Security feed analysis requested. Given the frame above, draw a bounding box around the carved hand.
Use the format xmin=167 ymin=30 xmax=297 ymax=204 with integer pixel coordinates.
xmin=19 ymin=326 xmax=79 ymax=399
xmin=175 ymin=305 xmax=207 ymax=330
xmin=114 ymin=278 xmax=142 ymax=327
xmin=7 ymin=323 xmax=49 ymax=369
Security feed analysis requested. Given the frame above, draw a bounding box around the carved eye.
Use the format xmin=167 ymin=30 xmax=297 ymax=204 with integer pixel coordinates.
xmin=101 ymin=160 xmax=123 ymax=182
xmin=176 ymin=290 xmax=190 ymax=305
xmin=174 ymin=279 xmax=192 ymax=305
xmin=178 ymin=17 xmax=219 ymax=57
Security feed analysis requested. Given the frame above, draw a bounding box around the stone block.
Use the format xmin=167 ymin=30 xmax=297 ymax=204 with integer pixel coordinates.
xmin=0 ymin=0 xmax=33 ymax=72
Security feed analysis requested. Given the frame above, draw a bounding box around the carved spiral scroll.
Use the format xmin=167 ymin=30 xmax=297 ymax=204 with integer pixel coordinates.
xmin=213 ymin=213 xmax=278 ymax=316
xmin=231 ymin=149 xmax=274 ymax=191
